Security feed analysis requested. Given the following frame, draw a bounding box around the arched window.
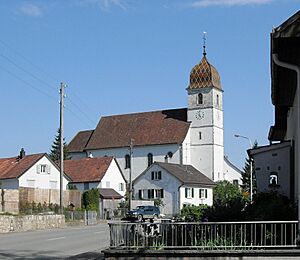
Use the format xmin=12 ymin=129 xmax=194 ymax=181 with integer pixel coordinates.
xmin=269 ymin=172 xmax=278 ymax=186
xmin=216 ymin=94 xmax=219 ymax=106
xmin=125 ymin=154 xmax=131 ymax=169
xmin=197 ymin=93 xmax=203 ymax=105
xmin=147 ymin=153 xmax=153 ymax=167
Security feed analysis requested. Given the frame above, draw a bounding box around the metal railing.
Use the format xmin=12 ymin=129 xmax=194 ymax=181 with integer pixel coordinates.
xmin=109 ymin=220 xmax=298 ymax=250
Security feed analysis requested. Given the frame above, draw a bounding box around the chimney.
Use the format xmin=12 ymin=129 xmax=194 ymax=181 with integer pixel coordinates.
xmin=19 ymin=148 xmax=25 ymax=159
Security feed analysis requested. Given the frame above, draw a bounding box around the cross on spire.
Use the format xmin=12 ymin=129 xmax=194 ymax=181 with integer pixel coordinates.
xmin=203 ymin=31 xmax=207 ymax=57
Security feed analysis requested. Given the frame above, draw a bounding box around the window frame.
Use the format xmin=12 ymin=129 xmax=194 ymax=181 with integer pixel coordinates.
xmin=125 ymin=154 xmax=131 ymax=169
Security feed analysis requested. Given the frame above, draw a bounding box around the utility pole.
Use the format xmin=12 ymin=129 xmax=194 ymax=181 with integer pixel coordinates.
xmin=128 ymin=139 xmax=134 ymax=211
xmin=59 ymin=82 xmax=66 ymax=214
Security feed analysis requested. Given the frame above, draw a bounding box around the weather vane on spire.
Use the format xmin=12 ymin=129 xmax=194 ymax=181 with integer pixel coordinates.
xmin=203 ymin=31 xmax=207 ymax=56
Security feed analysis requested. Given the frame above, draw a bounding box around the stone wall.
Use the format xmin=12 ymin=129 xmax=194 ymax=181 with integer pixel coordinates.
xmin=0 ymin=214 xmax=65 ymax=233
xmin=0 ymin=189 xmax=19 ymax=214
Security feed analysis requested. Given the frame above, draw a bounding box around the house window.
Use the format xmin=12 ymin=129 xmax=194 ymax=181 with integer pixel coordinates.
xmin=148 ymin=189 xmax=155 ymax=199
xmin=199 ymin=132 xmax=202 ymax=140
xmin=147 ymin=153 xmax=153 ymax=167
xmin=119 ymin=183 xmax=124 ymax=191
xmin=185 ymin=188 xmax=194 ymax=198
xmin=36 ymin=164 xmax=50 ymax=174
xmin=269 ymin=172 xmax=278 ymax=185
xmin=125 ymin=154 xmax=131 ymax=169
xmin=106 ymin=181 xmax=110 ymax=188
xmin=155 ymin=189 xmax=164 ymax=199
xmin=216 ymin=94 xmax=219 ymax=105
xmin=84 ymin=183 xmax=89 ymax=190
xmin=199 ymin=189 xmax=208 ymax=199
xmin=151 ymin=171 xmax=162 ymax=180
xmin=197 ymin=93 xmax=203 ymax=105
xmin=233 ymin=180 xmax=239 ymax=186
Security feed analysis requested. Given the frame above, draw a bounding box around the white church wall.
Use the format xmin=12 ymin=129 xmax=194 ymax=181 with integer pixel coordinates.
xmin=223 ymin=157 xmax=242 ymax=184
xmin=69 ymin=152 xmax=87 ymax=160
xmin=87 ymin=144 xmax=181 ymax=182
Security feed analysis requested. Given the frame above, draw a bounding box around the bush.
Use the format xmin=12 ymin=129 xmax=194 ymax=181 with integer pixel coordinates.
xmin=244 ymin=192 xmax=297 ymax=221
xmin=180 ymin=204 xmax=208 ymax=222
xmin=82 ymin=188 xmax=99 ymax=211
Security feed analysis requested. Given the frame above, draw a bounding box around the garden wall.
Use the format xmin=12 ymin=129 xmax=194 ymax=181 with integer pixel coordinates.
xmin=0 ymin=214 xmax=65 ymax=233
xmin=0 ymin=189 xmax=19 ymax=214
xmin=19 ymin=187 xmax=81 ymax=209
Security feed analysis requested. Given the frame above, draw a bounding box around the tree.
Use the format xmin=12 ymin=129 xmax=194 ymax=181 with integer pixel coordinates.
xmin=205 ymin=180 xmax=246 ymax=221
xmin=241 ymin=141 xmax=258 ymax=197
xmin=49 ymin=129 xmax=70 ymax=162
xmin=82 ymin=188 xmax=100 ymax=211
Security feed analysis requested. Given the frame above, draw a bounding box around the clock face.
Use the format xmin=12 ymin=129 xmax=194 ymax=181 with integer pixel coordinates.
xmin=195 ymin=110 xmax=204 ymax=120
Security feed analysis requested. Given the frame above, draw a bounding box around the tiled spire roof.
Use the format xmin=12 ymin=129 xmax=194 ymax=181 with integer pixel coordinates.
xmin=188 ymin=55 xmax=221 ymax=90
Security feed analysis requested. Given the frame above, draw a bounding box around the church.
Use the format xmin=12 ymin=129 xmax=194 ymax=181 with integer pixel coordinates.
xmin=67 ymin=49 xmax=241 ymax=186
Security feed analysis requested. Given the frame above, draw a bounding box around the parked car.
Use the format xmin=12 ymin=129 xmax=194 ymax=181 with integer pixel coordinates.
xmin=126 ymin=205 xmax=160 ymax=221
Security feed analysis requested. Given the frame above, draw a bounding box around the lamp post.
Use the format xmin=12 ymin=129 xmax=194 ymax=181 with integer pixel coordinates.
xmin=234 ymin=134 xmax=253 ymax=202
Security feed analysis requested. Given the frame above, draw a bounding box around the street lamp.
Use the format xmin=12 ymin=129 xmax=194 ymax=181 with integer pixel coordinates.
xmin=234 ymin=134 xmax=253 ymax=202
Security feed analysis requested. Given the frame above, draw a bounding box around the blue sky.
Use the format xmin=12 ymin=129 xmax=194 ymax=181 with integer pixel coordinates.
xmin=0 ymin=0 xmax=299 ymax=169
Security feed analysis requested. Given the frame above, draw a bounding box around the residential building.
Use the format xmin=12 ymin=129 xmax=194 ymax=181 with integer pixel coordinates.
xmin=249 ymin=142 xmax=292 ymax=198
xmin=64 ymin=156 xmax=126 ymax=197
xmin=133 ymin=162 xmax=216 ymax=216
xmin=249 ymin=10 xmax=300 ymax=201
xmin=0 ymin=149 xmax=70 ymax=190
xmin=67 ymin=49 xmax=241 ymax=185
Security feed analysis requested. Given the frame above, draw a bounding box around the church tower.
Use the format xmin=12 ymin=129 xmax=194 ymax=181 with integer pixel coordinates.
xmin=187 ymin=43 xmax=224 ymax=181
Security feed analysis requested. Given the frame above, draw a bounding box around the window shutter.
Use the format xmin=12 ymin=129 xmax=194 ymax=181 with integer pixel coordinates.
xmin=185 ymin=188 xmax=188 ymax=198
xmin=139 ymin=190 xmax=142 ymax=199
xmin=161 ymin=189 xmax=164 ymax=198
xmin=151 ymin=171 xmax=154 ymax=180
xmin=192 ymin=188 xmax=194 ymax=198
xmin=158 ymin=171 xmax=162 ymax=180
xmin=36 ymin=165 xmax=40 ymax=174
xmin=46 ymin=165 xmax=51 ymax=174
xmin=205 ymin=189 xmax=208 ymax=198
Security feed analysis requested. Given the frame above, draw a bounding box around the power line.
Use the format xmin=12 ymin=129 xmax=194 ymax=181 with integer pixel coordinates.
xmin=0 ymin=53 xmax=57 ymax=93
xmin=0 ymin=64 xmax=57 ymax=102
xmin=0 ymin=39 xmax=59 ymax=84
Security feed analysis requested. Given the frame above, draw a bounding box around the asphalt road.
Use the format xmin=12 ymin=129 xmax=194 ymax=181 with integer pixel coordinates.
xmin=0 ymin=223 xmax=109 ymax=259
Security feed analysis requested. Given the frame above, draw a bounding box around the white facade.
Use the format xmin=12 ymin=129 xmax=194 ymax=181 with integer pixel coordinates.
xmin=187 ymin=87 xmax=224 ymax=182
xmin=86 ymin=144 xmax=181 ymax=182
xmin=1 ymin=155 xmax=69 ymax=190
xmin=223 ymin=157 xmax=243 ymax=185
xmin=250 ymin=142 xmax=292 ymax=198
xmin=71 ymin=159 xmax=126 ymax=197
xmin=133 ymin=163 xmax=214 ymax=216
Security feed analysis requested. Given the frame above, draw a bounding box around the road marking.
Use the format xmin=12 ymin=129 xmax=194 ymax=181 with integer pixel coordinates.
xmin=94 ymin=231 xmax=106 ymax=234
xmin=47 ymin=236 xmax=65 ymax=241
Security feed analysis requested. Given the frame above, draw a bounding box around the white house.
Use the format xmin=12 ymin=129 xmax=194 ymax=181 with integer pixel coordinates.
xmin=250 ymin=10 xmax=300 ymax=202
xmin=248 ymin=141 xmax=292 ymax=198
xmin=67 ymin=49 xmax=241 ymax=185
xmin=0 ymin=149 xmax=70 ymax=190
xmin=133 ymin=162 xmax=215 ymax=216
xmin=64 ymin=156 xmax=126 ymax=197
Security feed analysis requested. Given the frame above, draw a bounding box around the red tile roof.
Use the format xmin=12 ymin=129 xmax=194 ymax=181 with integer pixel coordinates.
xmin=82 ymin=108 xmax=190 ymax=150
xmin=64 ymin=157 xmax=114 ymax=183
xmin=68 ymin=130 xmax=94 ymax=153
xmin=0 ymin=153 xmax=45 ymax=180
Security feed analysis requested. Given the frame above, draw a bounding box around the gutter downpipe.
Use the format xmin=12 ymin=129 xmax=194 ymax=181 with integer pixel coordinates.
xmin=272 ymin=54 xmax=300 ymax=244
